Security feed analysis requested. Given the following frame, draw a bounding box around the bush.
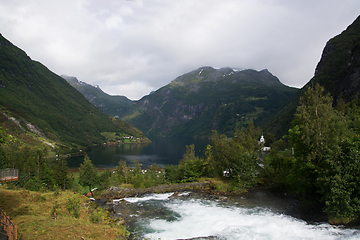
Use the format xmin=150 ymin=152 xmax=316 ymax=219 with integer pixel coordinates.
xmin=24 ymin=177 xmax=44 ymax=192
xmin=90 ymin=208 xmax=108 ymax=224
xmin=66 ymin=197 xmax=81 ymax=218
xmin=165 ymin=144 xmax=205 ymax=183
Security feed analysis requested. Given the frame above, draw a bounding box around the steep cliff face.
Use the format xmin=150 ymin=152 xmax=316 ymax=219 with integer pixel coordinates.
xmin=262 ymin=15 xmax=360 ymax=138
xmin=62 ymin=75 xmax=134 ymax=117
xmin=120 ymin=67 xmax=298 ymax=137
xmin=312 ymin=15 xmax=360 ymax=104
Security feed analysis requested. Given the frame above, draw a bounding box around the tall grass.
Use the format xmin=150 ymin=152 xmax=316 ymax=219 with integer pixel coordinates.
xmin=0 ymin=185 xmax=128 ymax=239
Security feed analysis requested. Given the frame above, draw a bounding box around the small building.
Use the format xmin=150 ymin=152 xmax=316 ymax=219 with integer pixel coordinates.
xmin=0 ymin=168 xmax=19 ymax=182
xmin=259 ymin=134 xmax=271 ymax=152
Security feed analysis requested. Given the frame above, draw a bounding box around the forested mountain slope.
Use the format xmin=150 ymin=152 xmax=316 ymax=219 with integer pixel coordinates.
xmin=0 ymin=34 xmax=148 ymax=151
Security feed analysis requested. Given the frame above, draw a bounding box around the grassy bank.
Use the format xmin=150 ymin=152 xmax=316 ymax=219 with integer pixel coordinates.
xmin=0 ymin=185 xmax=128 ymax=240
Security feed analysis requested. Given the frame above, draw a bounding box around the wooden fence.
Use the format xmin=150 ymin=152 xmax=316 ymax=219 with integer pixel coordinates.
xmin=0 ymin=169 xmax=18 ymax=182
xmin=0 ymin=208 xmax=17 ymax=240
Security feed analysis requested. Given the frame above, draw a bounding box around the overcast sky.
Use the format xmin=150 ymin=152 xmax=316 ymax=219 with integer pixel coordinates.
xmin=1 ymin=1 xmax=359 ymax=100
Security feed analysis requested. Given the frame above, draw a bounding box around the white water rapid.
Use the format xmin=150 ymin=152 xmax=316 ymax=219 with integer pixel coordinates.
xmin=117 ymin=192 xmax=360 ymax=240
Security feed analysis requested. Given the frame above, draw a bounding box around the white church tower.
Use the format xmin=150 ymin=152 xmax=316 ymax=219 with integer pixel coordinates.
xmin=259 ymin=133 xmax=270 ymax=151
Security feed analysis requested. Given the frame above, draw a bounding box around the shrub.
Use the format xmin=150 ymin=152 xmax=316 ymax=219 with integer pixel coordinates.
xmin=90 ymin=208 xmax=108 ymax=224
xmin=66 ymin=197 xmax=81 ymax=218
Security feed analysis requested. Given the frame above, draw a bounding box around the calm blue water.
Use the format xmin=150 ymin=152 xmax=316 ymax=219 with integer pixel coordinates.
xmin=67 ymin=137 xmax=210 ymax=168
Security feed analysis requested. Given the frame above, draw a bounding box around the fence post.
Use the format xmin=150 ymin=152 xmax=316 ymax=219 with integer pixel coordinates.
xmin=3 ymin=212 xmax=6 ymax=232
xmin=7 ymin=224 xmax=11 ymax=240
xmin=14 ymin=225 xmax=17 ymax=240
xmin=6 ymin=217 xmax=9 ymax=237
xmin=0 ymin=209 xmax=17 ymax=240
xmin=0 ymin=211 xmax=3 ymax=231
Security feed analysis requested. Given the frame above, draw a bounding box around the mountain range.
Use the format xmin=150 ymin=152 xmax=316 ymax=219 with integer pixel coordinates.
xmin=65 ymin=15 xmax=360 ymax=140
xmin=64 ymin=67 xmax=298 ymax=138
xmin=1 ymin=15 xmax=359 ymax=150
xmin=120 ymin=67 xmax=297 ymax=137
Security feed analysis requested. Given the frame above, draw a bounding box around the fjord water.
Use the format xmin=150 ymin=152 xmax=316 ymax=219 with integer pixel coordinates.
xmin=67 ymin=137 xmax=210 ymax=168
xmin=119 ymin=191 xmax=360 ymax=240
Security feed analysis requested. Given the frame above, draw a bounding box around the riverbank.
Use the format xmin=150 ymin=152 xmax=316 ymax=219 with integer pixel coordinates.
xmin=97 ymin=181 xmax=213 ymax=200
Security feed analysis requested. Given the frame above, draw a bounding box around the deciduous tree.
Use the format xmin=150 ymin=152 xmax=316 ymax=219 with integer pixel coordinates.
xmin=211 ymin=122 xmax=261 ymax=189
xmin=288 ymin=84 xmax=360 ymax=223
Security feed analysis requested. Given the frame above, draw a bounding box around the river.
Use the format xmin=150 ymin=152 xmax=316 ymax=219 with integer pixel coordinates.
xmin=111 ymin=190 xmax=360 ymax=240
xmin=67 ymin=137 xmax=211 ymax=169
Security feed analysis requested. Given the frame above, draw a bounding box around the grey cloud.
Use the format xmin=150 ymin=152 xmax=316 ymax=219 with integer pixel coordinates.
xmin=0 ymin=0 xmax=359 ymax=99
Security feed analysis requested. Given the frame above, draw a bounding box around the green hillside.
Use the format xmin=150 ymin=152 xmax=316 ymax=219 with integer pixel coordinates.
xmin=0 ymin=33 xmax=149 ymax=151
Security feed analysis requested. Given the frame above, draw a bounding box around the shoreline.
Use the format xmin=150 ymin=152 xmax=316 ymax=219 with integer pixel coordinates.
xmin=96 ymin=181 xmax=213 ymax=200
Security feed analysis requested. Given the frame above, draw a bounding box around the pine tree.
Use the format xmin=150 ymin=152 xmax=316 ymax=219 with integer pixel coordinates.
xmin=53 ymin=154 xmax=72 ymax=190
xmin=79 ymin=154 xmax=98 ymax=195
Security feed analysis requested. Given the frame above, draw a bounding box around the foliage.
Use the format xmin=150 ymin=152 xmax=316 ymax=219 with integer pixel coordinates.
xmin=113 ymin=160 xmax=129 ymax=184
xmin=110 ymin=160 xmax=167 ymax=189
xmin=261 ymin=150 xmax=294 ymax=192
xmin=165 ymin=144 xmax=205 ymax=183
xmin=318 ymin=137 xmax=360 ymax=224
xmin=0 ymin=126 xmax=6 ymax=144
xmin=24 ymin=177 xmax=44 ymax=192
xmin=79 ymin=155 xmax=98 ymax=194
xmin=143 ymin=164 xmax=167 ymax=188
xmin=66 ymin=197 xmax=81 ymax=218
xmin=287 ymin=84 xmax=344 ymax=197
xmin=1 ymin=144 xmax=76 ymax=193
xmin=127 ymin=161 xmax=145 ymax=188
xmin=210 ymin=123 xmax=261 ymax=189
xmin=98 ymin=170 xmax=111 ymax=189
xmin=264 ymin=84 xmax=360 ymax=224
xmin=178 ymin=144 xmax=205 ymax=183
xmin=90 ymin=208 xmax=108 ymax=224
xmin=164 ymin=123 xmax=262 ymax=190
xmin=0 ymin=145 xmax=6 ymax=169
xmin=0 ymin=187 xmax=128 ymax=239
xmin=199 ymin=177 xmax=234 ymax=192
xmin=53 ymin=154 xmax=73 ymax=190
xmin=0 ymin=126 xmax=14 ymax=145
